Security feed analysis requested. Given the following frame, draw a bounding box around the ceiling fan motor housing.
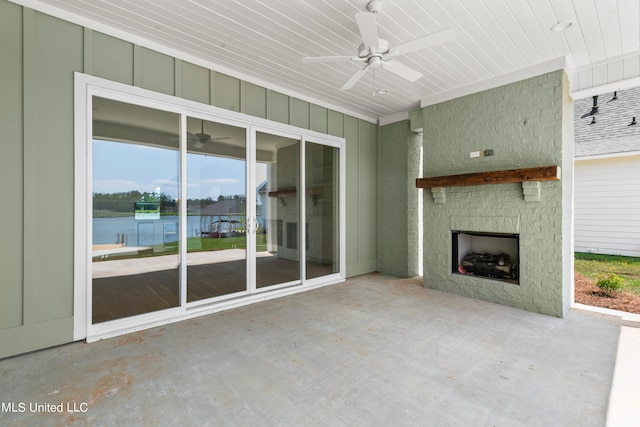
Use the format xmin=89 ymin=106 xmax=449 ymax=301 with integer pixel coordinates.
xmin=366 ymin=0 xmax=383 ymax=14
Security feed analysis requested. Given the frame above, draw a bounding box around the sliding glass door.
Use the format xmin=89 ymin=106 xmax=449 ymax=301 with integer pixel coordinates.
xmin=80 ymin=79 xmax=344 ymax=337
xmin=91 ymin=97 xmax=181 ymax=323
xmin=255 ymin=131 xmax=301 ymax=288
xmin=186 ymin=117 xmax=248 ymax=302
xmin=305 ymin=141 xmax=340 ymax=280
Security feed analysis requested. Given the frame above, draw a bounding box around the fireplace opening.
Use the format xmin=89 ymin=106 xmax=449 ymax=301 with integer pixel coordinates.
xmin=452 ymin=231 xmax=519 ymax=284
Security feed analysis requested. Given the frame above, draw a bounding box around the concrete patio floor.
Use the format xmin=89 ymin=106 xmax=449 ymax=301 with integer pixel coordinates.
xmin=1 ymin=273 xmax=638 ymax=426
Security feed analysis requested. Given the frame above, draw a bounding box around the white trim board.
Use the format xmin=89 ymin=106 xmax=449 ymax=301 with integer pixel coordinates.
xmin=575 ymin=151 xmax=640 ymax=161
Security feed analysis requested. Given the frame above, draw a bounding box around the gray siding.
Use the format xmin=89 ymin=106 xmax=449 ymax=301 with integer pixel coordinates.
xmin=0 ymin=1 xmax=378 ymax=358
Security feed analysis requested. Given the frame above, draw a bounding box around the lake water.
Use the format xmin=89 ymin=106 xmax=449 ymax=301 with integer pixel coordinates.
xmin=93 ymin=215 xmax=264 ymax=246
xmin=93 ymin=216 xmax=207 ymax=245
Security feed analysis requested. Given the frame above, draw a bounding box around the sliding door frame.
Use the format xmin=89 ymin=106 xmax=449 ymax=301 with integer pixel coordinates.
xmin=74 ymin=73 xmax=345 ymax=342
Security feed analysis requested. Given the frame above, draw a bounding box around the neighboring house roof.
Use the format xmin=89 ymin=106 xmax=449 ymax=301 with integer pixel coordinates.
xmin=575 ymin=136 xmax=640 ymax=158
xmin=574 ymin=87 xmax=640 ymax=158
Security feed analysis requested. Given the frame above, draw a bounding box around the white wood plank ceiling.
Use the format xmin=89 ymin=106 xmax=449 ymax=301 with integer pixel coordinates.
xmin=18 ymin=0 xmax=640 ymax=121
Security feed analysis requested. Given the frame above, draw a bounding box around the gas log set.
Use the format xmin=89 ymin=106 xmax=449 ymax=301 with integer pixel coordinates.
xmin=457 ymin=253 xmax=519 ymax=281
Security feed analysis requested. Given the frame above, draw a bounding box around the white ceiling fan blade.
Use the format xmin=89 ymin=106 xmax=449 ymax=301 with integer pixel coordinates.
xmin=302 ymin=55 xmax=356 ymax=63
xmin=389 ymin=28 xmax=456 ymax=56
xmin=355 ymin=12 xmax=379 ymax=50
xmin=341 ymin=63 xmax=370 ymax=90
xmin=382 ymin=60 xmax=423 ymax=82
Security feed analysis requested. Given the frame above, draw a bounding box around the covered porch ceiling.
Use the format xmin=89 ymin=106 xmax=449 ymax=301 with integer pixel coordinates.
xmin=17 ymin=0 xmax=640 ymax=122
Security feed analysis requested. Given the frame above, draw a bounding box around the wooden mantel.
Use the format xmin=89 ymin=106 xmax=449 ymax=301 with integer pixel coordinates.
xmin=415 ymin=166 xmax=560 ymax=189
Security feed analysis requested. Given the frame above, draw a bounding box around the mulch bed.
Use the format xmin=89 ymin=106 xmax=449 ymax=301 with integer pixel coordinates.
xmin=575 ymin=273 xmax=640 ymax=315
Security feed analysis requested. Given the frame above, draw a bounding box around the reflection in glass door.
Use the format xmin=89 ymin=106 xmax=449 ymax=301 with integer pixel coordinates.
xmin=255 ymin=132 xmax=301 ymax=288
xmin=84 ymin=88 xmax=344 ymax=335
xmin=91 ymin=97 xmax=180 ymax=323
xmin=305 ymin=142 xmax=340 ymax=279
xmin=185 ymin=118 xmax=247 ymax=302
xmin=77 ymin=75 xmax=346 ymax=342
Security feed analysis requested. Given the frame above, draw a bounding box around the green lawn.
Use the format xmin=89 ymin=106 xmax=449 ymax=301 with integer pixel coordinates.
xmin=170 ymin=234 xmax=267 ymax=253
xmin=575 ymin=252 xmax=640 ymax=296
xmin=94 ymin=234 xmax=267 ymax=262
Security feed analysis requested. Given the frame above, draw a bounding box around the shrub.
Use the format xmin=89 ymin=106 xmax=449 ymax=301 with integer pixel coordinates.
xmin=597 ymin=274 xmax=623 ymax=295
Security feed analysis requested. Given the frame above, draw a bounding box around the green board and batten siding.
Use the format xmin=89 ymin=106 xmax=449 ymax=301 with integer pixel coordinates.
xmin=0 ymin=2 xmax=378 ymax=359
xmin=0 ymin=0 xmax=24 ymax=334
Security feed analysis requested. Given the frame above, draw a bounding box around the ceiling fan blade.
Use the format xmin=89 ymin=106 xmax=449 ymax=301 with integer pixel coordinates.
xmin=389 ymin=28 xmax=456 ymax=56
xmin=193 ymin=136 xmax=230 ymax=149
xmin=382 ymin=60 xmax=423 ymax=82
xmin=170 ymin=131 xmax=196 ymax=142
xmin=355 ymin=12 xmax=379 ymax=50
xmin=341 ymin=63 xmax=370 ymax=90
xmin=302 ymin=55 xmax=356 ymax=63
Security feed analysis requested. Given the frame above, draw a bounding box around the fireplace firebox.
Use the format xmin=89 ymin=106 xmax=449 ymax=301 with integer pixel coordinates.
xmin=452 ymin=231 xmax=519 ymax=284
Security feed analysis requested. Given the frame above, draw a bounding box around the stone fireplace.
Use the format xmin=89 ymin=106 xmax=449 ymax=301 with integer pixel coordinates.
xmin=417 ymin=69 xmax=574 ymax=317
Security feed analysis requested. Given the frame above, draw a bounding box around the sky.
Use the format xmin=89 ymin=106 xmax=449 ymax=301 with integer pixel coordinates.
xmin=92 ymin=140 xmax=267 ymax=200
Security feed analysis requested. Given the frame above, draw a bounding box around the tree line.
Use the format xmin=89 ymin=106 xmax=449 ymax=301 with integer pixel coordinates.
xmin=93 ymin=191 xmax=245 ymax=213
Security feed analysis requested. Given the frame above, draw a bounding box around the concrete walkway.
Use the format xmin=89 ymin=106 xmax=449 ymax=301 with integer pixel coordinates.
xmin=92 ymin=249 xmax=270 ymax=278
xmin=1 ymin=274 xmax=638 ymax=426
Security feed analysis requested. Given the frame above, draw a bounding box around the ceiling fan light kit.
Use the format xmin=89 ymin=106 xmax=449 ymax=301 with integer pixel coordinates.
xmin=302 ymin=0 xmax=455 ymax=91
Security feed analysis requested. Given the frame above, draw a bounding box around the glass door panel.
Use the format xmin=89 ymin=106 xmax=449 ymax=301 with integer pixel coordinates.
xmin=305 ymin=142 xmax=340 ymax=279
xmin=255 ymin=131 xmax=301 ymax=288
xmin=91 ymin=97 xmax=180 ymax=324
xmin=186 ymin=118 xmax=247 ymax=302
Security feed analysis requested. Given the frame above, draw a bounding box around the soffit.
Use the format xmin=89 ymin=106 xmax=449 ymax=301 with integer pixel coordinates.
xmin=20 ymin=0 xmax=640 ymax=121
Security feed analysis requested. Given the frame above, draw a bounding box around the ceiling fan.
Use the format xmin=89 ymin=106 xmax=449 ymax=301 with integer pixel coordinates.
xmin=174 ymin=121 xmax=231 ymax=148
xmin=302 ymin=0 xmax=455 ymax=91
